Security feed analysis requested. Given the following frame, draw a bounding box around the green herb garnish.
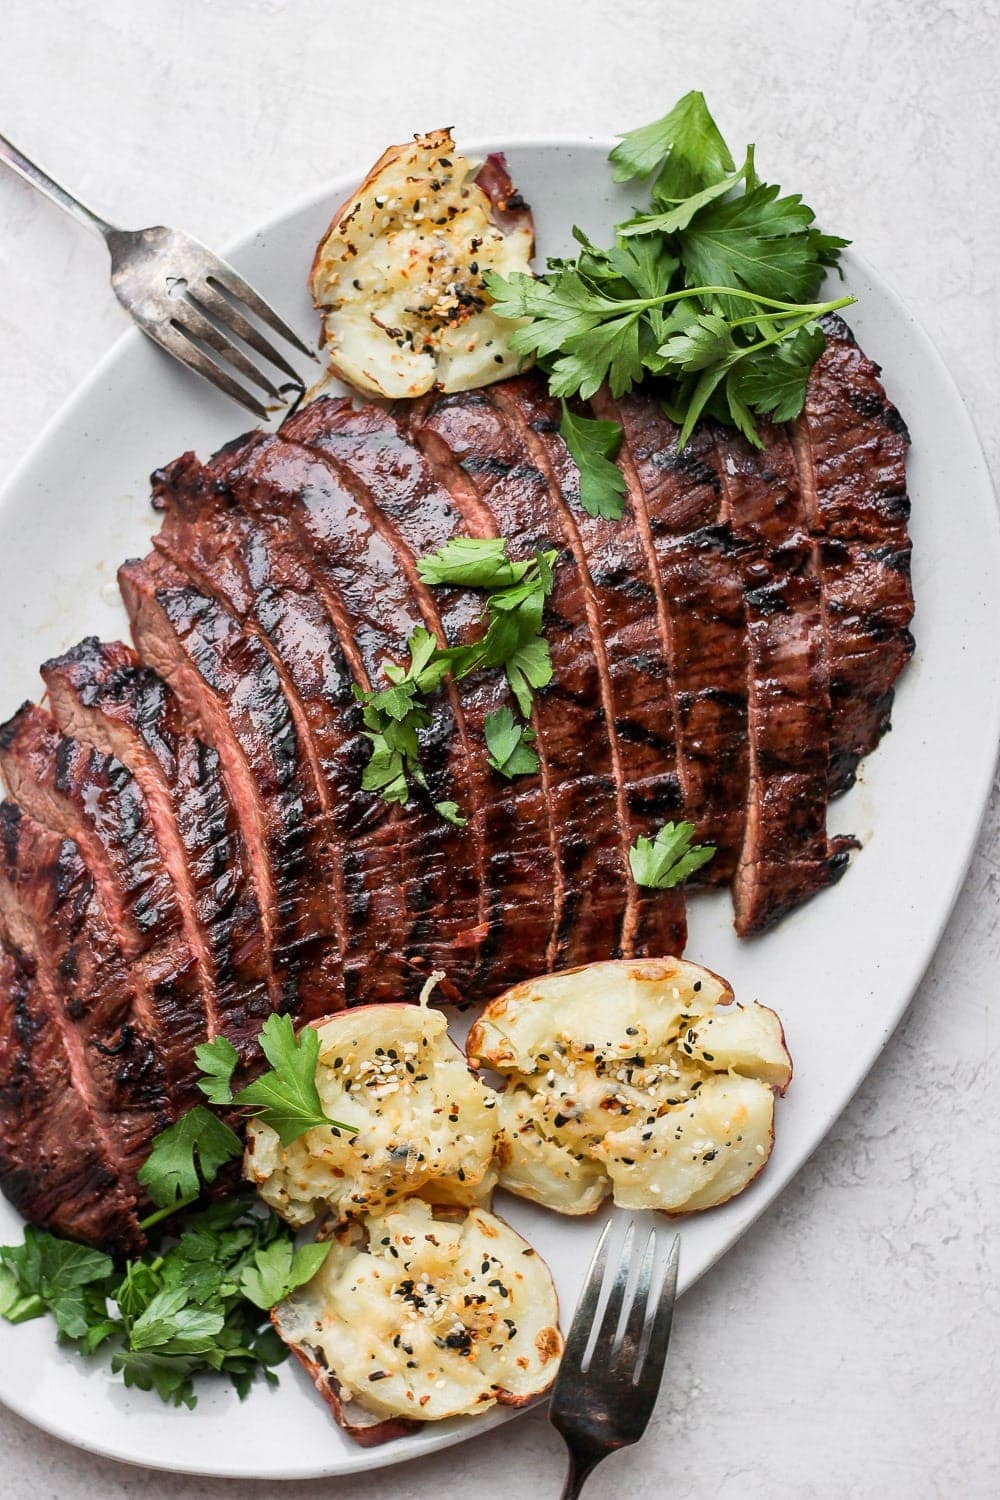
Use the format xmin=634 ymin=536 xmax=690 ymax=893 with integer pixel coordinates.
xmin=233 ymin=1014 xmax=355 ymax=1148
xmin=0 ymin=1197 xmax=328 ymax=1408
xmin=194 ymin=1035 xmax=240 ymax=1107
xmin=484 ymin=706 xmax=540 ymax=779
xmin=137 ymin=1106 xmax=242 ymax=1213
xmin=485 ymin=90 xmax=854 ymax=516
xmin=629 ymin=820 xmax=716 ymax=888
xmin=358 ymin=539 xmax=558 ymax=806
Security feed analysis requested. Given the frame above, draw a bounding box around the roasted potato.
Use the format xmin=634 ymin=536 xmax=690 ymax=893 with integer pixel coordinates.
xmin=245 ymin=1003 xmax=497 ymax=1228
xmin=310 ymin=128 xmax=534 ymax=399
xmin=467 ymin=958 xmax=791 ymax=1217
xmin=272 ymin=1198 xmax=562 ymax=1443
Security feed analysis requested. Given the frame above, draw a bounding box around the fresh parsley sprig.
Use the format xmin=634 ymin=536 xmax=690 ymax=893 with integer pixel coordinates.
xmin=629 ymin=820 xmax=716 ymax=889
xmin=484 ymin=91 xmax=854 ymax=516
xmin=233 ymin=1015 xmax=355 ymax=1148
xmin=356 ymin=539 xmax=558 ymax=808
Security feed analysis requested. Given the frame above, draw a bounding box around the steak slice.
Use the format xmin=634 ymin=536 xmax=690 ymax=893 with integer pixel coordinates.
xmin=0 ymin=933 xmax=141 ymax=1251
xmin=119 ymin=552 xmax=337 ymax=1018
xmin=791 ymin=315 xmax=915 ymax=792
xmin=283 ymin=396 xmax=561 ymax=991
xmin=491 ymin=375 xmax=688 ymax=958
xmin=41 ymin=638 xmax=271 ymax=1069
xmin=712 ymin=422 xmax=856 ymax=934
xmin=0 ymin=701 xmax=198 ymax=1108
xmin=149 ymin=444 xmax=418 ymax=1007
xmin=0 ymin=801 xmax=150 ymax=1250
xmin=598 ymin=391 xmax=749 ymax=878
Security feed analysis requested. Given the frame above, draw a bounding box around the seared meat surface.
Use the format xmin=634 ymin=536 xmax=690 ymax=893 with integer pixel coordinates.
xmin=0 ymin=318 xmax=913 ymax=1248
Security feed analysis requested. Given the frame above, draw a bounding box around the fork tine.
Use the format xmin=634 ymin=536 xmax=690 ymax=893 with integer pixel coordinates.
xmin=187 ymin=280 xmax=305 ymax=385
xmin=636 ymin=1233 xmax=680 ymax=1387
xmin=554 ymin=1220 xmax=612 ymax=1381
xmin=583 ymin=1220 xmax=634 ymax=1373
xmin=619 ymin=1228 xmax=656 ymax=1367
xmin=142 ymin=320 xmax=270 ymax=420
xmin=205 ymin=262 xmax=316 ymax=360
xmin=169 ymin=302 xmax=283 ymax=401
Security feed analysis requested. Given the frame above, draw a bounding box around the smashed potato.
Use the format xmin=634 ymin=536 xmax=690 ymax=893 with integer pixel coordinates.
xmin=271 ymin=1198 xmax=562 ymax=1442
xmin=467 ymin=958 xmax=791 ymax=1217
xmin=245 ymin=1003 xmax=497 ymax=1228
xmin=310 ymin=127 xmax=534 ymax=399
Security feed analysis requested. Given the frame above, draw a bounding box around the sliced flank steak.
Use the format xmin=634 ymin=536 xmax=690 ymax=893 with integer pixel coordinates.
xmin=711 ymin=420 xmax=856 ymax=935
xmin=283 ymin=396 xmax=548 ymax=994
xmin=791 ymin=315 xmax=915 ymax=793
xmin=0 ymin=701 xmax=200 ymax=1108
xmin=0 ymin=801 xmax=149 ymax=1251
xmin=154 ymin=436 xmax=469 ymax=1004
xmin=40 ymin=638 xmax=272 ymax=1070
xmin=595 ymin=390 xmax=750 ymax=880
xmin=491 ymin=374 xmax=688 ymax=960
xmin=0 ymin=933 xmax=141 ymax=1252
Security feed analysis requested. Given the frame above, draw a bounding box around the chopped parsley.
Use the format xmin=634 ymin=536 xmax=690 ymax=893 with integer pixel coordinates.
xmin=484 ymin=706 xmax=539 ymax=779
xmin=233 ymin=1014 xmax=356 ymax=1148
xmin=357 ymin=538 xmax=558 ymax=807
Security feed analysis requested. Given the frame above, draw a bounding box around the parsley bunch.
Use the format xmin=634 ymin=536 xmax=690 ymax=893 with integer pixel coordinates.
xmin=485 ymin=91 xmax=855 ymax=515
xmin=0 ymin=1198 xmax=329 ymax=1408
xmin=357 ymin=538 xmax=557 ymax=810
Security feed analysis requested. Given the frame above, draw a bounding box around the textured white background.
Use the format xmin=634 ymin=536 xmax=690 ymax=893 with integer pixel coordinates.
xmin=1 ymin=1 xmax=998 ymax=1496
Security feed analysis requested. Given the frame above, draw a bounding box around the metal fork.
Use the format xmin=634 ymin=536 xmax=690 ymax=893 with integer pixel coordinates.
xmin=0 ymin=131 xmax=315 ymax=420
xmin=549 ymin=1220 xmax=680 ymax=1499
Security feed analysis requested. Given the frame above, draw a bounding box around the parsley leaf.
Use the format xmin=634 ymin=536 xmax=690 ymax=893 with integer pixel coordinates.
xmin=629 ymin=821 xmax=716 ymax=888
xmin=0 ymin=1228 xmax=114 ymax=1339
xmin=557 ymin=405 xmax=627 ymax=520
xmin=610 ymin=90 xmax=735 ymax=198
xmin=0 ymin=1195 xmax=302 ymax=1410
xmin=234 ymin=1014 xmax=355 ymax=1147
xmin=239 ymin=1238 xmax=331 ymax=1311
xmin=195 ymin=1036 xmax=239 ymax=1107
xmin=434 ymin=800 xmax=468 ymax=827
xmin=138 ymin=1106 xmax=243 ymax=1210
xmin=484 ymin=706 xmax=540 ymax=779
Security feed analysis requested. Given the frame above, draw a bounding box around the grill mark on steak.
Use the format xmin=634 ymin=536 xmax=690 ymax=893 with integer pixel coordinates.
xmin=0 ymin=701 xmax=199 ymax=1108
xmin=790 ymin=316 xmax=914 ymax=792
xmin=491 ymin=375 xmax=687 ymax=960
xmin=41 ymin=638 xmax=272 ymax=1069
xmin=119 ymin=553 xmax=333 ymax=1016
xmin=0 ymin=934 xmax=143 ymax=1251
xmin=711 ymin=421 xmax=857 ymax=934
xmin=405 ymin=391 xmax=571 ymax=973
xmin=599 ymin=391 xmax=749 ymax=877
xmin=186 ymin=434 xmax=476 ymax=1004
xmin=0 ymin=802 xmax=149 ymax=1249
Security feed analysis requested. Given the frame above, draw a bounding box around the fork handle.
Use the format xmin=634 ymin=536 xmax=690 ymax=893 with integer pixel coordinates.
xmin=0 ymin=131 xmax=115 ymax=238
xmin=560 ymin=1448 xmax=604 ymax=1499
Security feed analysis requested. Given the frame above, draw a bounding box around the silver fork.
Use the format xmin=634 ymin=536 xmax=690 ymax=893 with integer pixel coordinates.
xmin=549 ymin=1220 xmax=680 ymax=1499
xmin=0 ymin=131 xmax=315 ymax=420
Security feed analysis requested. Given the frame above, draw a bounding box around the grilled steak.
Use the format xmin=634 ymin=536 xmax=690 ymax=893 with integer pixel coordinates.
xmin=0 ymin=323 xmax=913 ymax=1249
